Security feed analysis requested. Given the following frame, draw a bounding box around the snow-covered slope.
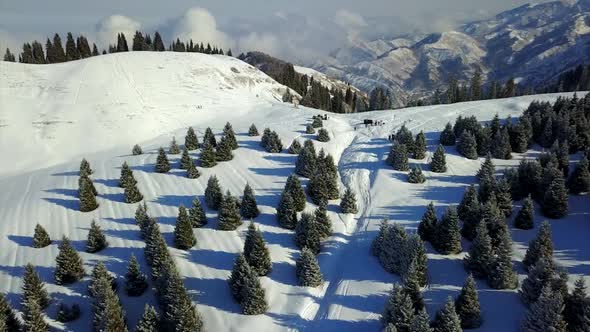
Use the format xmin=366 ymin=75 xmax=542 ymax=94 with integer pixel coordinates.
xmin=0 ymin=54 xmax=588 ymax=331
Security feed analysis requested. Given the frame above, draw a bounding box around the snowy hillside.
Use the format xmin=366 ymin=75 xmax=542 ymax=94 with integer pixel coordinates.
xmin=0 ymin=53 xmax=588 ymax=331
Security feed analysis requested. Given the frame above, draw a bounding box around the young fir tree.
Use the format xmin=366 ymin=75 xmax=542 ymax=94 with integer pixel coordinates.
xmin=418 ymin=203 xmax=437 ymax=243
xmin=56 ymin=303 xmax=81 ymax=322
xmin=389 ymin=144 xmax=410 ymax=171
xmin=79 ymin=176 xmax=99 ymax=212
xmin=432 ymin=297 xmax=462 ymax=332
xmin=223 ymin=122 xmax=239 ymax=150
xmin=430 ymin=145 xmax=447 ymax=173
xmin=414 ymin=131 xmax=427 ymax=159
xmin=458 ymin=131 xmax=478 ymax=160
xmin=435 ymin=207 xmax=462 ymax=255
xmin=155 ymin=147 xmax=171 ymax=173
xmin=306 ymin=124 xmax=316 ymax=134
xmin=239 ymin=264 xmax=268 ymax=315
xmin=125 ymin=254 xmax=148 ymax=296
xmin=240 ymin=183 xmax=260 ymax=219
xmin=312 ymin=117 xmax=323 ymax=128
xmin=277 ymin=191 xmax=298 ymax=230
xmin=296 ymin=247 xmax=323 ymax=287
xmin=132 ymin=144 xmax=143 ymax=155
xmin=22 ymin=296 xmax=49 ymax=332
xmin=288 ymin=139 xmax=302 ymax=154
xmin=564 ymin=277 xmax=590 ymax=332
xmin=174 ymin=205 xmax=196 ymax=249
xmin=55 ymin=236 xmax=85 ymax=284
xmin=189 ymin=197 xmax=207 ymax=228
xmin=248 ymin=124 xmax=259 ymax=136
xmin=243 ymin=222 xmax=272 ymax=276
xmin=487 ymin=229 xmax=518 ymax=290
xmin=92 ymin=272 xmax=128 ymax=332
xmin=135 ymin=305 xmax=160 ymax=332
xmin=523 ymin=221 xmax=554 ymax=270
xmin=80 ymin=158 xmax=93 ymax=177
xmin=32 ymin=224 xmax=51 ymax=248
xmin=402 ymin=259 xmax=425 ymax=312
xmin=514 ymin=195 xmax=535 ymax=230
xmin=340 ymin=188 xmax=358 ymax=213
xmin=476 ymin=154 xmax=495 ymax=182
xmin=86 ymin=220 xmax=108 ymax=253
xmin=157 ymin=266 xmax=203 ymax=331
xmin=543 ymin=176 xmax=569 ymax=219
xmin=203 ymin=127 xmax=217 ymax=147
xmin=186 ymin=157 xmax=201 ymax=179
xmin=215 ymin=135 xmax=234 ymax=161
xmin=218 ymin=191 xmax=242 ymax=231
xmin=491 ymin=127 xmax=512 ymax=160
xmin=464 ymin=221 xmax=493 ymax=279
xmin=408 ymin=167 xmax=426 ymax=184
xmin=22 ymin=263 xmax=50 ymax=309
xmin=169 ymin=137 xmax=181 ymax=154
xmin=520 ymin=258 xmax=556 ymax=305
xmin=185 ymin=127 xmax=200 ymax=150
xmin=179 ymin=148 xmax=192 ymax=169
xmin=521 ymin=284 xmax=567 ymax=332
xmin=124 ymin=178 xmax=143 ymax=204
xmin=119 ymin=161 xmax=134 ymax=188
xmin=458 ymin=185 xmax=480 ymax=240
xmin=411 ymin=308 xmax=433 ymax=332
xmin=228 ymin=254 xmax=250 ymax=302
xmin=440 ymin=122 xmax=456 ymax=146
xmin=199 ymin=142 xmax=217 ymax=168
xmin=455 ymin=274 xmax=482 ymax=329
xmin=285 ymin=174 xmax=306 ymax=212
xmin=205 ymin=175 xmax=223 ymax=210
xmin=315 ymin=204 xmax=333 ymax=239
xmin=568 ymin=157 xmax=590 ymax=194
xmin=295 ymin=212 xmax=321 ymax=254
xmin=295 ymin=141 xmax=317 ymax=178
xmin=382 ymin=284 xmax=415 ymax=332
xmin=317 ymin=128 xmax=330 ymax=142
xmin=495 ymin=177 xmax=513 ymax=217
xmin=0 ymin=292 xmax=21 ymax=332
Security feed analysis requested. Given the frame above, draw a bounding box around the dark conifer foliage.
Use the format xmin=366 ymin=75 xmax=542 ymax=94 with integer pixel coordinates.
xmin=203 ymin=127 xmax=217 ymax=147
xmin=243 ymin=221 xmax=272 ymax=276
xmin=185 ymin=127 xmax=200 ymax=151
xmin=418 ymin=202 xmax=437 ymax=243
xmin=0 ymin=292 xmax=21 ymax=331
xmin=382 ymin=284 xmax=415 ymax=332
xmin=458 ymin=131 xmax=478 ymax=160
xmin=200 ymin=142 xmax=217 ymax=168
xmin=22 ymin=263 xmax=50 ymax=309
xmin=240 ymin=183 xmax=260 ymax=219
xmin=189 ymin=197 xmax=207 ymax=228
xmin=296 ymin=247 xmax=323 ymax=287
xmin=277 ymin=191 xmax=298 ymax=230
xmin=32 ymin=224 xmax=51 ymax=248
xmin=514 ymin=195 xmax=535 ymax=230
xmin=388 ymin=143 xmax=409 ymax=171
xmin=125 ymin=254 xmax=148 ymax=296
xmin=432 ymin=297 xmax=462 ymax=332
xmin=317 ymin=128 xmax=330 ymax=142
xmin=223 ymin=122 xmax=239 ymax=150
xmin=215 ymin=135 xmax=234 ymax=161
xmin=132 ymin=144 xmax=143 ymax=155
xmin=86 ymin=220 xmax=108 ymax=253
xmin=284 ymin=174 xmax=306 ymax=212
xmin=464 ymin=221 xmax=493 ymax=279
xmin=434 ymin=206 xmax=462 ymax=255
xmin=248 ymin=124 xmax=259 ymax=136
xmin=174 ymin=205 xmax=196 ymax=249
xmin=340 ymin=187 xmax=358 ymax=214
xmin=521 ymin=284 xmax=567 ymax=332
xmin=288 ymin=139 xmax=302 ymax=154
xmin=455 ymin=274 xmax=482 ymax=329
xmin=413 ymin=131 xmax=427 ymax=159
xmin=169 ymin=137 xmax=181 ymax=155
xmin=296 ymin=140 xmax=317 ymax=178
xmin=205 ymin=175 xmax=223 ymax=210
xmin=79 ymin=176 xmax=99 ymax=212
xmin=218 ymin=191 xmax=242 ymax=231
xmin=65 ymin=32 xmax=80 ymax=61
xmin=3 ymin=48 xmax=16 ymax=62
xmin=315 ymin=204 xmax=333 ymax=239
xmin=430 ymin=145 xmax=447 ymax=173
xmin=306 ymin=124 xmax=316 ymax=134
xmin=136 ymin=305 xmax=160 ymax=332
xmin=155 ymin=147 xmax=171 ymax=173
xmin=56 ymin=303 xmax=81 ymax=322
xmin=542 ymin=176 xmax=569 ymax=219
xmin=568 ymin=157 xmax=590 ymax=194
xmin=523 ymin=221 xmax=554 ymax=270
xmin=564 ymin=277 xmax=590 ymax=332
xmin=55 ymin=236 xmax=85 ymax=284
xmin=295 ymin=212 xmax=321 ymax=254
xmin=408 ymin=167 xmax=426 ymax=184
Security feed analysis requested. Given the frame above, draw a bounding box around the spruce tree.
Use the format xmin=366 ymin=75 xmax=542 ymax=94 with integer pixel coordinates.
xmin=306 ymin=124 xmax=316 ymax=134
xmin=285 ymin=174 xmax=306 ymax=212
xmin=203 ymin=127 xmax=217 ymax=147
xmin=458 ymin=185 xmax=480 ymax=240
xmin=92 ymin=272 xmax=128 ymax=332
xmin=295 ymin=212 xmax=321 ymax=254
xmin=403 ymin=260 xmax=425 ymax=312
xmin=119 ymin=161 xmax=134 ymax=188
xmin=80 ymin=158 xmax=93 ymax=176
xmin=543 ymin=176 xmax=569 ymax=218
xmin=240 ymin=183 xmax=260 ymax=219
xmin=248 ymin=124 xmax=259 ymax=136
xmin=0 ymin=293 xmax=20 ymax=332
xmin=418 ymin=203 xmax=437 ymax=243
xmin=169 ymin=137 xmax=180 ymax=155
xmin=185 ymin=127 xmax=200 ymax=150
xmin=295 ymin=141 xmax=317 ymax=178
xmin=136 ymin=305 xmax=160 ymax=332
xmin=288 ymin=140 xmax=302 ymax=154
xmin=568 ymin=157 xmax=590 ymax=194
xmin=312 ymin=117 xmax=323 ymax=128
xmin=216 ymin=135 xmax=234 ymax=161
xmin=520 ymin=258 xmax=556 ymax=305
xmin=455 ymin=274 xmax=481 ymax=329
xmin=186 ymin=158 xmax=200 ymax=179
xmin=435 ymin=207 xmax=462 ymax=255
xmin=410 ymin=309 xmax=433 ymax=332
xmin=189 ymin=197 xmax=207 ymax=228
xmin=124 ymin=179 xmax=143 ymax=204
xmin=495 ymin=178 xmax=513 ymax=217
xmin=382 ymin=284 xmax=415 ymax=332
xmin=132 ymin=144 xmax=143 ymax=155
xmin=488 ymin=229 xmax=518 ymax=289
xmin=218 ymin=191 xmax=242 ymax=231
xmin=432 ymin=297 xmax=462 ymax=332
xmin=514 ymin=195 xmax=535 ymax=229
xmin=205 ymin=175 xmax=223 ymax=210
xmin=22 ymin=296 xmax=49 ymax=332
xmin=243 ymin=222 xmax=272 ymax=276
xmin=476 ymin=127 xmax=492 ymax=157
xmin=125 ymin=254 xmax=148 ymax=296
xmin=199 ymin=142 xmax=217 ymax=168
xmin=228 ymin=254 xmax=250 ymax=302
xmin=523 ymin=221 xmax=554 ymax=270
xmin=223 ymin=122 xmax=239 ymax=150
xmin=79 ymin=176 xmax=99 ymax=212
xmin=414 ymin=131 xmax=427 ymax=159
xmin=317 ymin=128 xmax=330 ymax=142
xmin=315 ymin=204 xmax=332 ymax=239
xmin=464 ymin=222 xmax=493 ymax=279
xmin=458 ymin=131 xmax=478 ymax=160
xmin=239 ymin=264 xmax=268 ymax=315
xmin=55 ymin=236 xmax=85 ymax=284
xmin=521 ymin=284 xmax=567 ymax=332
xmin=174 ymin=205 xmax=196 ymax=249
xmin=32 ymin=224 xmax=51 ymax=248
xmin=86 ymin=220 xmax=108 ymax=253
xmin=389 ymin=144 xmax=410 ymax=171
xmin=179 ymin=148 xmax=192 ymax=169
xmin=155 ymin=148 xmax=171 ymax=173
xmin=22 ymin=263 xmax=49 ymax=309
xmin=276 ymin=191 xmax=298 ymax=230
xmin=56 ymin=303 xmax=80 ymax=322
xmin=340 ymin=187 xmax=358 ymax=213
xmin=564 ymin=277 xmax=590 ymax=332
xmin=440 ymin=122 xmax=456 ymax=146
xmin=296 ymin=247 xmax=323 ymax=287
xmin=265 ymin=131 xmax=283 ymax=153
xmin=430 ymin=145 xmax=447 ymax=173
xmin=408 ymin=167 xmax=426 ymax=184
xmin=491 ymin=127 xmax=512 ymax=160
xmin=476 ymin=154 xmax=495 ymax=181
xmin=65 ymin=32 xmax=79 ymax=60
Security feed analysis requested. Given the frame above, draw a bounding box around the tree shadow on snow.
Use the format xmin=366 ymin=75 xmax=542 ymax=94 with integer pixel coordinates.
xmin=44 ymin=188 xmax=78 ymax=198
xmin=93 ymin=178 xmax=120 ymax=188
xmin=7 ymin=235 xmax=34 ymax=247
xmin=153 ymin=195 xmax=196 ymax=208
xmin=51 ymin=171 xmax=79 ymax=177
xmin=42 ymin=197 xmax=79 ymax=211
xmin=188 ymin=248 xmax=236 ymax=271
xmin=183 ymin=277 xmax=241 ymax=314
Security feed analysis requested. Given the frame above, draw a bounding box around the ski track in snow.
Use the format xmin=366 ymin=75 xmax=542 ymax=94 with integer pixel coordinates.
xmin=0 ymin=53 xmax=588 ymax=331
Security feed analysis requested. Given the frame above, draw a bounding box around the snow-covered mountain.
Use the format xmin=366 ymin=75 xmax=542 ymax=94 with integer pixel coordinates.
xmin=314 ymin=0 xmax=590 ymax=105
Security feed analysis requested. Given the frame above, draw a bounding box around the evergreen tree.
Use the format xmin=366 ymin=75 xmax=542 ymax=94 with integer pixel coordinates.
xmin=228 ymin=254 xmax=250 ymax=302
xmin=243 ymin=222 xmax=272 ymax=276
xmin=22 ymin=296 xmax=49 ymax=332
xmin=543 ymin=176 xmax=569 ymax=218
xmin=153 ymin=32 xmax=165 ymax=51
xmin=295 ymin=140 xmax=317 ymax=178
xmin=414 ymin=131 xmax=427 ymax=159
xmin=92 ymin=43 xmax=99 ymax=56
xmin=174 ymin=205 xmax=196 ymax=249
xmin=185 ymin=127 xmax=200 ymax=150
xmin=218 ymin=191 xmax=242 ymax=231
xmin=295 ymin=212 xmax=321 ymax=254
xmin=56 ymin=303 xmax=81 ymax=322
xmin=203 ymin=127 xmax=217 ymax=148
xmin=568 ymin=157 xmax=590 ymax=194
xmin=315 ymin=204 xmax=332 ymax=239
xmin=179 ymin=148 xmax=192 ymax=169
xmin=240 ymin=184 xmax=260 ymax=219
xmin=458 ymin=185 xmax=480 ymax=240
xmin=186 ymin=158 xmax=200 ymax=179
xmin=3 ymin=48 xmax=16 ymax=62
xmin=92 ymin=271 xmax=128 ymax=332
xmin=410 ymin=309 xmax=433 ymax=332
xmin=124 ymin=178 xmax=143 ymax=204
xmin=440 ymin=123 xmax=456 ymax=146
xmin=155 ymin=148 xmax=171 ymax=173
xmin=520 ymin=258 xmax=556 ymax=305
xmin=0 ymin=293 xmax=20 ymax=332
xmin=455 ymin=274 xmax=481 ymax=329
xmin=389 ymin=144 xmax=410 ymax=171
xmin=491 ymin=127 xmax=512 ymax=160
xmin=372 ymin=220 xmax=390 ymax=256
xmin=264 ymin=131 xmax=283 ymax=153
xmin=239 ymin=265 xmax=268 ymax=315
xmin=55 ymin=236 xmax=85 ymax=284
xmin=403 ymin=260 xmax=425 ymax=312
xmin=312 ymin=117 xmax=323 ymax=128
xmin=189 ymin=197 xmax=207 ymax=228
xmin=125 ymin=254 xmax=148 ymax=296
xmin=476 ymin=154 xmax=495 ymax=182
xmin=157 ymin=265 xmax=203 ymax=331
xmin=306 ymin=124 xmax=316 ymax=134
xmin=317 ymin=128 xmax=330 ymax=142
xmin=523 ymin=221 xmax=554 ymax=270
xmin=296 ymin=247 xmax=323 ymax=287
xmin=476 ymin=127 xmax=492 ymax=157
xmin=223 ymin=122 xmax=239 ymax=150
xmin=205 ymin=175 xmax=223 ymax=210
xmin=408 ymin=167 xmax=426 ymax=184
xmin=65 ymin=32 xmax=80 ymax=60
xmin=488 ymin=229 xmax=518 ymax=289
xmin=119 ymin=161 xmax=134 ymax=188
xmin=52 ymin=33 xmax=66 ymax=62
xmin=288 ymin=139 xmax=302 ymax=154
xmin=340 ymin=187 xmax=358 ymax=213
xmin=135 ymin=305 xmax=160 ymax=332
xmin=199 ymin=142 xmax=217 ymax=168
xmin=458 ymin=131 xmax=478 ymax=160
xmin=430 ymin=145 xmax=447 ymax=173
xmin=86 ymin=220 xmax=108 ymax=253
xmin=521 ymin=285 xmax=567 ymax=332
xmin=248 ymin=124 xmax=259 ymax=136
xmin=435 ymin=207 xmax=462 ymax=255
xmin=276 ymin=191 xmax=298 ymax=229
xmin=80 ymin=158 xmax=93 ymax=176
xmin=382 ymin=284 xmax=415 ymax=332
xmin=495 ymin=178 xmax=513 ymax=217
xmin=432 ymin=297 xmax=462 ymax=332
xmin=215 ymin=136 xmax=234 ymax=161
xmin=32 ymin=224 xmax=51 ymax=248
xmin=463 ymin=221 xmax=493 ymax=279
xmin=418 ymin=203 xmax=437 ymax=243
xmin=132 ymin=144 xmax=143 ymax=155
xmin=169 ymin=137 xmax=181 ymax=155
xmin=285 ymin=174 xmax=306 ymax=212
xmin=564 ymin=277 xmax=590 ymax=332
xmin=79 ymin=174 xmax=99 ymax=210
xmin=514 ymin=195 xmax=535 ymax=230
xmin=22 ymin=263 xmax=49 ymax=309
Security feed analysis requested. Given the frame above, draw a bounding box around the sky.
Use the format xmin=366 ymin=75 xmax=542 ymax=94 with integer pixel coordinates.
xmin=0 ymin=0 xmax=550 ymax=64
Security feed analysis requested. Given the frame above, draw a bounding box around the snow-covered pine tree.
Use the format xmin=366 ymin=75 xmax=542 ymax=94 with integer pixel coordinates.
xmin=440 ymin=122 xmax=456 ymax=146
xmin=205 ymin=175 xmax=223 ymax=210
xmin=382 ymin=284 xmax=415 ymax=332
xmin=288 ymin=140 xmax=302 ymax=154
xmin=388 ymin=144 xmax=409 ymax=171
xmin=79 ymin=176 xmax=99 ymax=212
xmin=228 ymin=254 xmax=250 ymax=302
xmin=514 ymin=195 xmax=534 ymax=229
xmin=157 ymin=265 xmax=203 ymax=331
xmin=266 ymin=131 xmax=283 ymax=153
xmin=22 ymin=296 xmax=49 ymax=332
xmin=180 ymin=148 xmax=192 ymax=169
xmin=189 ymin=197 xmax=207 ymax=228
xmin=22 ymin=263 xmax=49 ymax=309
xmin=285 ymin=174 xmax=306 ymax=212
xmin=204 ymin=127 xmax=217 ymax=147
xmin=523 ymin=221 xmax=554 ymax=270
xmin=132 ymin=144 xmax=143 ymax=155
xmin=240 ymin=183 xmax=260 ymax=219
xmin=568 ymin=156 xmax=590 ymax=194
xmin=312 ymin=117 xmax=323 ymax=128
xmin=495 ymin=177 xmax=513 ymax=217
xmin=199 ymin=142 xmax=217 ymax=168
xmin=476 ymin=127 xmax=492 ymax=157
xmin=0 ymin=293 xmax=20 ymax=332
xmin=135 ymin=304 xmax=160 ymax=332
xmin=169 ymin=137 xmax=181 ymax=155
xmin=476 ymin=154 xmax=495 ymax=182
xmin=295 ymin=212 xmax=321 ymax=254
xmin=306 ymin=124 xmax=316 ymax=134
xmin=276 ymin=191 xmax=298 ymax=230
xmin=92 ymin=271 xmax=128 ymax=332
xmin=80 ymin=158 xmax=93 ymax=177
xmin=239 ymin=266 xmax=268 ymax=315
xmin=414 ymin=131 xmax=427 ymax=159
xmin=317 ymin=128 xmax=330 ymax=142
xmin=411 ymin=308 xmax=433 ymax=332
xmin=86 ymin=220 xmax=108 ymax=253
xmin=218 ymin=191 xmax=242 ymax=231
xmin=458 ymin=131 xmax=478 ymax=160
xmin=296 ymin=247 xmax=323 ymax=287
xmin=430 ymin=145 xmax=447 ymax=173
xmin=32 ymin=224 xmax=51 ymax=248
xmin=458 ymin=185 xmax=480 ymax=240
xmin=378 ymin=224 xmax=409 ymax=275
xmin=395 ymin=125 xmax=415 ymax=152
xmin=125 ymin=254 xmax=148 ymax=296
xmin=223 ymin=123 xmax=239 ymax=150
xmin=248 ymin=124 xmax=259 ymax=136
xmin=135 ymin=201 xmax=149 ymax=228
xmin=243 ymin=221 xmax=272 ymax=276
xmin=340 ymin=187 xmax=358 ymax=214
xmin=155 ymin=148 xmax=171 ymax=173
xmin=185 ymin=127 xmax=200 ymax=151
xmin=215 ymin=135 xmax=234 ymax=161
xmin=520 ymin=257 xmax=556 ymax=305
xmin=402 ymin=260 xmax=425 ymax=312
xmin=119 ymin=161 xmax=135 ymax=188
xmin=372 ymin=220 xmax=390 ymax=256
xmin=564 ymin=277 xmax=590 ymax=332
xmin=408 ymin=167 xmax=426 ymax=184
xmin=464 ymin=221 xmax=493 ymax=279
xmin=315 ymin=204 xmax=332 ymax=239
xmin=295 ymin=141 xmax=317 ymax=178
xmin=435 ymin=207 xmax=462 ymax=255
xmin=174 ymin=205 xmax=196 ymax=249
xmin=543 ymin=176 xmax=569 ymax=219
xmin=487 ymin=228 xmax=518 ymax=290
xmin=55 ymin=236 xmax=85 ymax=284
xmin=491 ymin=127 xmax=512 ymax=160
xmin=432 ymin=297 xmax=462 ymax=332
xmin=124 ymin=178 xmax=143 ymax=204
xmin=186 ymin=157 xmax=201 ymax=179
xmin=455 ymin=274 xmax=481 ymax=329
xmin=418 ymin=203 xmax=437 ymax=243
xmin=521 ymin=284 xmax=567 ymax=332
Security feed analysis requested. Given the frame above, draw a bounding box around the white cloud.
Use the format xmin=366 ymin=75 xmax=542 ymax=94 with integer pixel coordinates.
xmin=96 ymin=15 xmax=141 ymax=48
xmin=334 ymin=9 xmax=367 ymax=42
xmin=0 ymin=30 xmax=20 ymax=55
xmin=236 ymin=32 xmax=280 ymax=56
xmin=172 ymin=7 xmax=233 ymax=49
